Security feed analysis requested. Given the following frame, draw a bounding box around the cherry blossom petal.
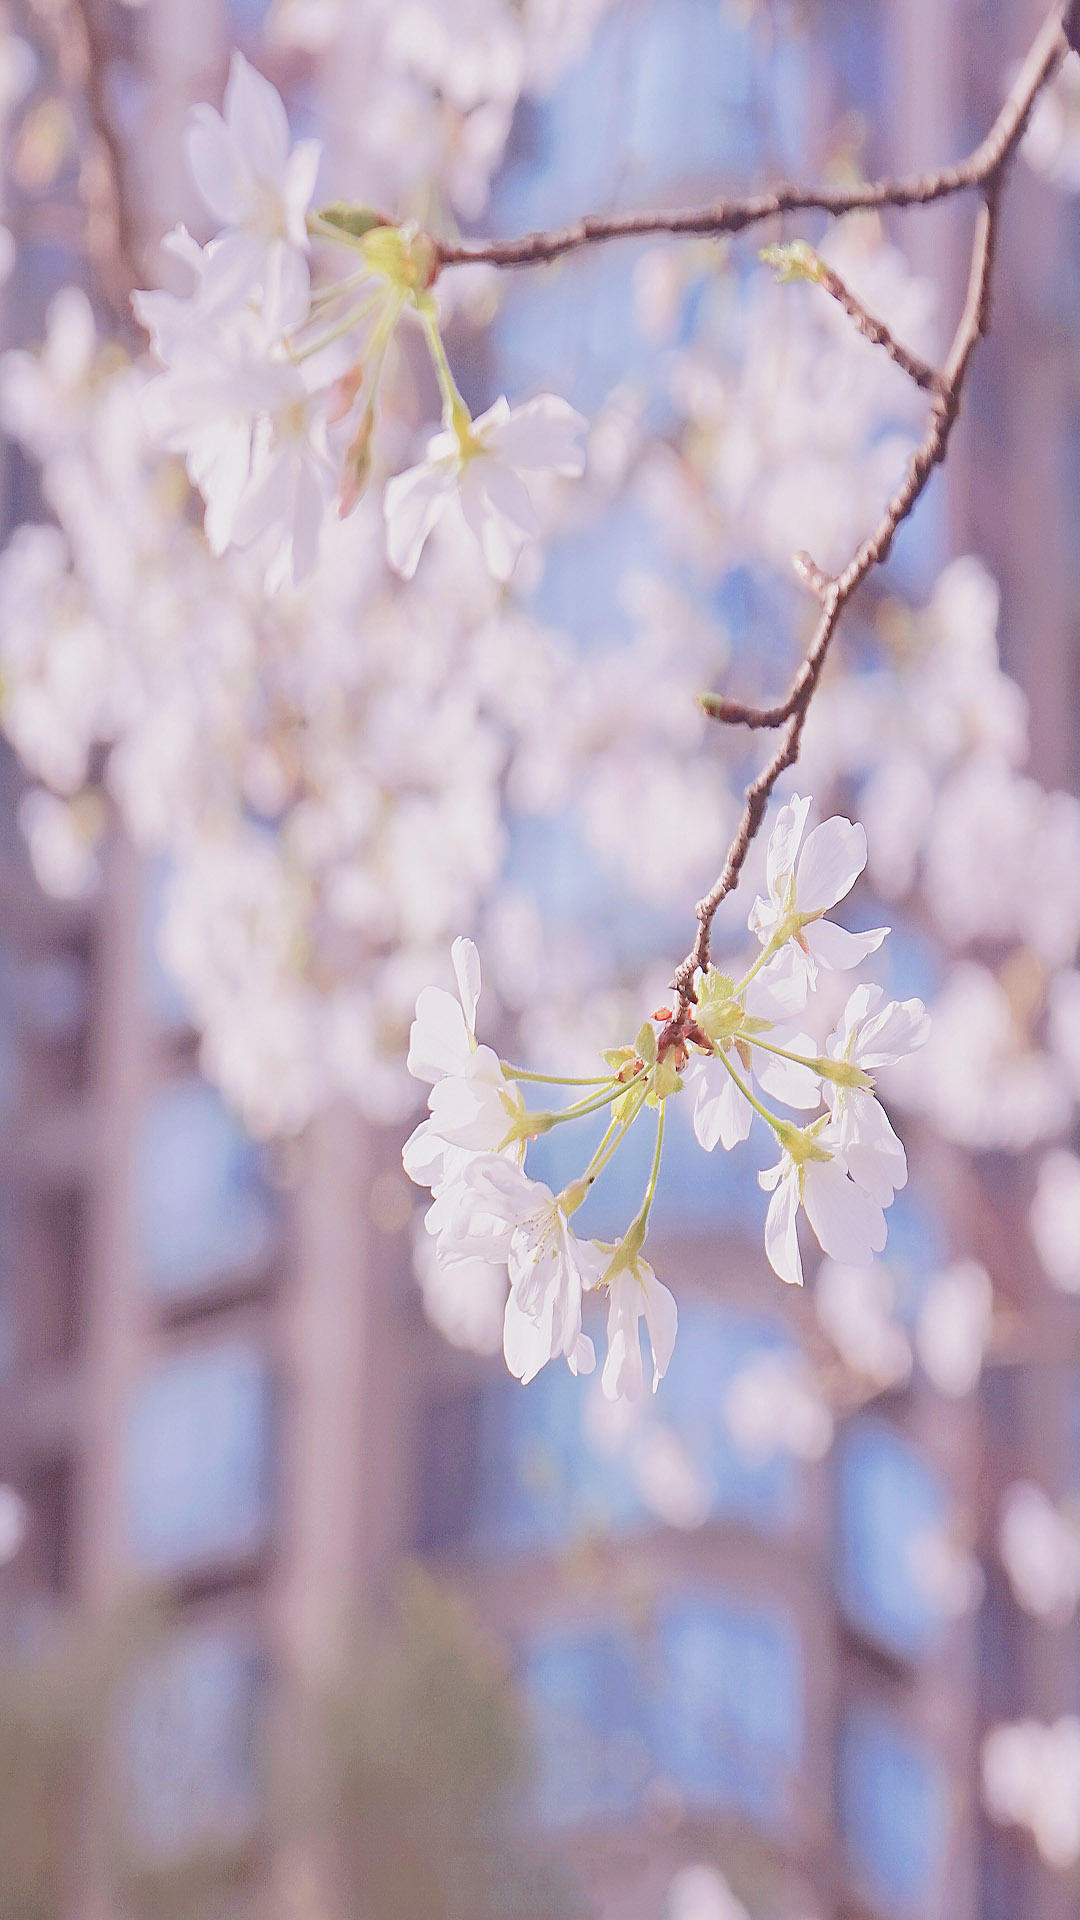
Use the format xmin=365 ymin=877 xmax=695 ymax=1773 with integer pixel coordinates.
xmin=745 ymin=952 xmax=808 ymax=1018
xmin=568 ymin=1331 xmax=596 ymax=1376
xmin=602 ymin=1273 xmax=645 ymax=1400
xmin=459 ymin=456 xmax=538 ymax=581
xmin=407 ymin=984 xmax=471 ymax=1080
xmin=839 ymin=1090 xmax=908 ymax=1204
xmin=642 ymin=1268 xmax=679 ymax=1388
xmin=857 ymin=995 xmax=930 ymax=1065
xmin=466 ymin=1156 xmax=549 ymax=1224
xmin=802 ymin=1156 xmax=887 ymax=1263
xmin=185 ymin=104 xmax=254 ymax=227
xmin=794 ymin=815 xmax=866 ymax=913
xmin=262 ymin=238 xmax=312 ymax=335
xmin=223 ymin=50 xmax=292 ymax=186
xmin=764 ymin=1169 xmax=803 ymax=1286
xmin=401 ymin=1117 xmax=449 ymax=1185
xmin=766 ymin=793 xmax=811 ymax=900
xmin=283 ymin=139 xmax=323 ymax=246
xmin=486 ymin=393 xmax=587 ymax=473
xmin=503 ymin=1284 xmax=555 ymax=1384
xmin=687 ymin=1054 xmax=752 ymax=1151
xmin=451 ymin=936 xmax=481 ymax=1036
xmin=754 ymin=1032 xmax=820 ymax=1109
xmin=427 ymin=1070 xmax=508 ymax=1149
xmin=804 ymin=917 xmax=888 ymax=970
xmin=384 ymin=456 xmax=457 ymax=577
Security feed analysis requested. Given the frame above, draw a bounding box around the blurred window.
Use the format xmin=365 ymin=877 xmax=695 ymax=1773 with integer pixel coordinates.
xmin=523 ymin=1590 xmax=801 ymax=1828
xmin=124 ymin=1343 xmax=272 ymax=1573
xmin=122 ymin=1625 xmax=266 ymax=1863
xmin=140 ymin=860 xmax=191 ymax=1034
xmin=838 ymin=1706 xmax=947 ymax=1916
xmin=655 ymin=1594 xmax=802 ymax=1820
xmin=136 ymin=1079 xmax=278 ymax=1302
xmin=837 ymin=1418 xmax=948 ymax=1660
xmin=454 ymin=1301 xmax=800 ymax=1556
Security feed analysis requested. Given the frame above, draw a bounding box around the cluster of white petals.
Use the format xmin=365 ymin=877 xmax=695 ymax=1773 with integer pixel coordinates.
xmin=405 ymin=796 xmax=923 ymax=1392
xmin=999 ymin=1482 xmax=1080 ymax=1625
xmin=685 ymin=797 xmax=926 ymax=1290
xmin=983 ymin=1718 xmax=1080 ymax=1868
xmin=403 ymin=938 xmax=678 ymax=1399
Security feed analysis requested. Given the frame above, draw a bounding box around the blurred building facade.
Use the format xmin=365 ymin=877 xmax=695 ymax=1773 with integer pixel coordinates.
xmin=0 ymin=1 xmax=1075 ymax=1918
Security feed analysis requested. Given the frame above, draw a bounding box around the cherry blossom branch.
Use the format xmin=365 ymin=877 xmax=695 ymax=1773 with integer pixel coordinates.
xmin=666 ymin=193 xmax=999 ymax=1017
xmin=654 ymin=1 xmax=1076 ymax=1023
xmin=434 ymin=3 xmax=1070 ymax=273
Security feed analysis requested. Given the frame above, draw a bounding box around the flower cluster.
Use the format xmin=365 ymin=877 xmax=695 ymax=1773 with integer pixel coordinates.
xmin=134 ymin=54 xmax=586 ymax=592
xmin=404 ymin=798 xmax=927 ymax=1396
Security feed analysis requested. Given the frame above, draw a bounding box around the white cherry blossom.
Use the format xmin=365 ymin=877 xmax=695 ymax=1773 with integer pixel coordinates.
xmin=824 ymin=983 xmax=928 ymax=1205
xmin=601 ymin=1257 xmax=678 ymax=1402
xmin=184 ymin=51 xmax=321 ymax=331
xmin=384 ymin=393 xmax=587 ymax=581
xmin=406 ymin=936 xmax=483 ymax=1081
xmin=748 ymin=794 xmax=887 ymax=991
xmin=760 ymin=1125 xmax=887 ymax=1288
xmin=460 ymin=1158 xmax=603 ymax=1383
xmin=405 ymin=939 xmax=522 ymax=1154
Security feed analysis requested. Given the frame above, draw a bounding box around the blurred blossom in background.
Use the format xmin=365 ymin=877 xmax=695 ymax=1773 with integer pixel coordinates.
xmin=2 ymin=1 xmax=1080 ymax=1918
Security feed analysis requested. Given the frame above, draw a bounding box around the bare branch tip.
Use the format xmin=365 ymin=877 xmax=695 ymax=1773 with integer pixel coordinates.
xmin=792 ymin=550 xmax=833 ymax=598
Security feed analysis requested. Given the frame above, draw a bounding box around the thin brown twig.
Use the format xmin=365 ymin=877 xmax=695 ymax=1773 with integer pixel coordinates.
xmin=434 ymin=5 xmax=1068 ymax=273
xmin=812 ymin=256 xmax=942 ymax=392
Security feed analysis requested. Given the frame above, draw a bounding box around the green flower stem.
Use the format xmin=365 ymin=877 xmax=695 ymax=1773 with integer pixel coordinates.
xmin=745 ymin=1035 xmax=821 ymax=1071
xmin=590 ymin=1085 xmax=650 ymax=1178
xmin=358 ymin=293 xmax=404 ymax=403
xmin=546 ymin=1070 xmax=646 ymax=1126
xmin=309 ymin=267 xmax=379 ymax=311
xmin=421 ymin=310 xmax=473 ymax=444
xmin=583 ymin=1115 xmax=622 ymax=1181
xmin=627 ymin=1098 xmax=666 ymax=1244
xmin=293 ymin=290 xmax=388 ymax=364
xmin=715 ymin=1048 xmax=789 ymax=1138
xmin=501 ymin=1065 xmax=614 ymax=1086
xmin=732 ymin=931 xmax=787 ymax=998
